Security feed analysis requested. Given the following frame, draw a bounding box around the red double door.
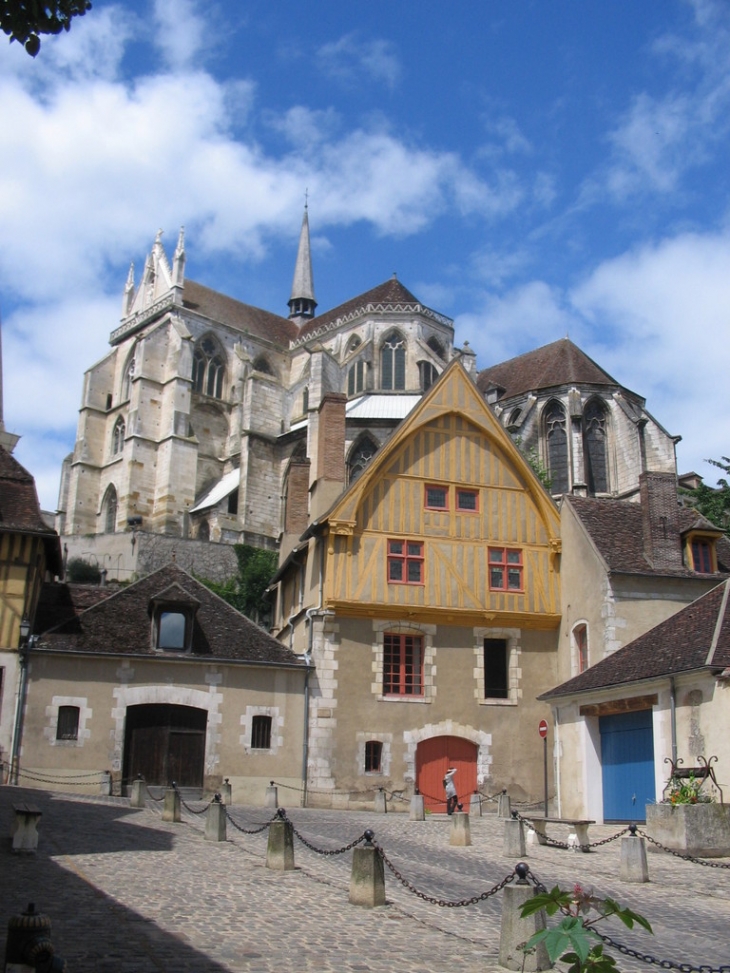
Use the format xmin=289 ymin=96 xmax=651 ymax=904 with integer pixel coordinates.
xmin=416 ymin=735 xmax=478 ymax=813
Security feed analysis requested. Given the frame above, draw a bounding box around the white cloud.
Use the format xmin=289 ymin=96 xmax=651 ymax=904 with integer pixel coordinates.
xmin=152 ymin=0 xmax=206 ymax=70
xmin=316 ymin=33 xmax=401 ymax=89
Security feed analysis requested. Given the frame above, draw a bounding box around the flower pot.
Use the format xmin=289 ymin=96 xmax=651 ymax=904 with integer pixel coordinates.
xmin=645 ymin=802 xmax=730 ymax=857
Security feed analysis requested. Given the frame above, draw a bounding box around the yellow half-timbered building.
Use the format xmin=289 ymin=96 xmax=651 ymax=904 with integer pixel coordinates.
xmin=270 ymin=360 xmax=562 ymax=810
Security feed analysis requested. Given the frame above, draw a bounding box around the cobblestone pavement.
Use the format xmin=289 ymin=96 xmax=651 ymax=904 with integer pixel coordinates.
xmin=2 ymin=785 xmax=729 ymax=972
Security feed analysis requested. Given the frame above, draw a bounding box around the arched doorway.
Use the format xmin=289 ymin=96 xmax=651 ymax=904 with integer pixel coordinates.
xmin=122 ymin=704 xmax=206 ymax=789
xmin=416 ymin=736 xmax=478 ymax=813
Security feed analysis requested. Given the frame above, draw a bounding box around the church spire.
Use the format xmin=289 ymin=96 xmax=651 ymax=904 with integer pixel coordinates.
xmin=288 ymin=200 xmax=317 ymax=322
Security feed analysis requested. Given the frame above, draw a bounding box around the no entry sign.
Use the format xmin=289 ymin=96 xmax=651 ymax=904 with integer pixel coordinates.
xmin=538 ymin=719 xmax=548 ymax=738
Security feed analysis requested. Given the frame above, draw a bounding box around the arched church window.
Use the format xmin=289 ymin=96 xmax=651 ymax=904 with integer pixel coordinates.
xmin=584 ymin=398 xmax=609 ymax=495
xmin=380 ymin=331 xmax=405 ymax=390
xmin=252 ymin=356 xmax=274 ymax=376
xmin=348 ymin=360 xmax=366 ymax=396
xmin=192 ymin=336 xmax=226 ymax=399
xmin=348 ymin=436 xmax=378 ymax=483
xmin=427 ymin=336 xmax=446 ymax=361
xmin=102 ymin=485 xmax=118 ymax=534
xmin=418 ymin=360 xmax=438 ymax=391
xmin=544 ymin=400 xmax=569 ymax=494
xmin=112 ymin=417 xmax=125 ymax=455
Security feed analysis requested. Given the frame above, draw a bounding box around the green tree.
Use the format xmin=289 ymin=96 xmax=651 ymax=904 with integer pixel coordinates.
xmin=2 ymin=0 xmax=92 ymax=57
xmin=681 ymin=456 xmax=730 ymax=536
xmin=66 ymin=557 xmax=101 ymax=584
xmin=514 ymin=435 xmax=552 ymax=492
xmin=199 ymin=544 xmax=278 ymax=625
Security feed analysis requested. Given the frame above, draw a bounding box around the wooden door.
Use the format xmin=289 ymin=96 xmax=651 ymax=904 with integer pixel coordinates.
xmin=416 ymin=736 xmax=478 ymax=813
xmin=123 ymin=704 xmax=206 ymax=788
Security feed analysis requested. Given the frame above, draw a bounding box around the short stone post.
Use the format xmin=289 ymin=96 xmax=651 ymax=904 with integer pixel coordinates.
xmin=265 ymin=781 xmax=279 ymax=809
xmin=409 ymin=790 xmax=425 ymax=821
xmin=349 ymin=829 xmax=385 ymax=907
xmin=450 ymin=807 xmax=471 ymax=846
xmin=374 ymin=787 xmax=387 ymax=814
xmin=498 ymin=789 xmax=512 ymax=819
xmin=266 ymin=808 xmax=296 ymax=870
xmin=205 ymin=794 xmax=227 ymax=842
xmin=499 ymin=862 xmax=551 ymax=971
xmin=130 ymin=775 xmax=148 ymax=808
xmin=620 ymin=824 xmax=650 ymax=883
xmin=504 ymin=812 xmax=526 ymax=858
xmin=469 ymin=790 xmax=482 ymax=816
xmin=162 ymin=784 xmax=181 ymax=822
xmin=220 ymin=778 xmax=232 ymax=805
xmin=100 ymin=769 xmax=112 ymax=796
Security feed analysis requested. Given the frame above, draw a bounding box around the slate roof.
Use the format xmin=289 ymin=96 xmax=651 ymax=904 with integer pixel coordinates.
xmin=476 ymin=338 xmax=628 ymax=400
xmin=541 ymin=580 xmax=730 ymax=699
xmin=565 ymin=495 xmax=730 ymax=578
xmin=0 ymin=446 xmax=62 ymax=573
xmin=183 ymin=280 xmax=298 ymax=346
xmin=38 ymin=563 xmax=305 ymax=667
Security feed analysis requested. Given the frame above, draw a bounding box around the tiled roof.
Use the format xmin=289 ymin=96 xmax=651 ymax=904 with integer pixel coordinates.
xmin=296 ymin=277 xmax=450 ymax=343
xmin=0 ymin=446 xmax=62 ymax=572
xmin=542 ymin=580 xmax=730 ymax=698
xmin=183 ymin=280 xmax=298 ymax=346
xmin=34 ymin=581 xmax=121 ymax=633
xmin=565 ymin=494 xmax=730 ymax=578
xmin=476 ymin=338 xmax=624 ymax=399
xmin=38 ymin=563 xmax=304 ymax=667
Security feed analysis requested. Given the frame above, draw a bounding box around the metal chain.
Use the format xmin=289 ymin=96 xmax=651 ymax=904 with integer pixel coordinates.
xmin=224 ymin=809 xmax=278 ymax=834
xmin=597 ymin=931 xmax=730 ymax=973
xmin=516 ymin=813 xmax=629 ymax=851
xmin=376 ymin=846 xmax=517 ymax=907
xmin=636 ymin=828 xmax=730 ymax=869
xmin=178 ymin=795 xmax=210 ymax=815
xmin=287 ymin=821 xmax=367 ymax=855
xmin=16 ymin=770 xmax=107 ymax=785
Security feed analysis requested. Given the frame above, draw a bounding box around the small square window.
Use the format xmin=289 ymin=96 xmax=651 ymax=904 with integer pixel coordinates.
xmin=456 ymin=489 xmax=478 ymax=512
xmin=488 ymin=548 xmax=523 ymax=591
xmin=387 ymin=539 xmax=424 ymax=585
xmin=251 ymin=715 xmax=272 ymax=749
xmin=57 ymin=705 xmax=80 ymax=741
xmin=365 ymin=741 xmax=383 ymax=773
xmin=425 ymin=485 xmax=448 ymax=510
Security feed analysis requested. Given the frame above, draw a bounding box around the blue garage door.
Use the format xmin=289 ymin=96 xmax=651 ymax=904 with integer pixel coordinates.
xmin=600 ymin=710 xmax=655 ymax=822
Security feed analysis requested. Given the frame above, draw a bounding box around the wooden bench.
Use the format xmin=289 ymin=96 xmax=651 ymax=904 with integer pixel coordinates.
xmin=526 ymin=816 xmax=595 ymax=851
xmin=12 ymin=803 xmax=42 ymax=853
xmin=662 ymin=756 xmax=724 ymax=804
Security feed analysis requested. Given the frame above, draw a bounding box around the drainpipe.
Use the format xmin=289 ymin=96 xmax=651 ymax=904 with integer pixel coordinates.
xmin=10 ymin=619 xmax=32 ymax=786
xmin=554 ymin=707 xmax=562 ymax=818
xmin=669 ymin=677 xmax=678 ymax=766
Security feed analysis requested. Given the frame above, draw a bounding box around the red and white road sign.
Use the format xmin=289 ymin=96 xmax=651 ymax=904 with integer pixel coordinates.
xmin=538 ymin=719 xmax=548 ymax=738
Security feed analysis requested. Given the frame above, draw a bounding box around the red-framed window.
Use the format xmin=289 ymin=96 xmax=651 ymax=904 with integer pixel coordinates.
xmin=383 ymin=633 xmax=424 ymax=696
xmin=365 ymin=740 xmax=383 ymax=772
xmin=691 ymin=539 xmax=714 ymax=574
xmin=425 ymin=485 xmax=448 ymax=510
xmin=387 ymin=539 xmax=424 ymax=584
xmin=456 ymin=488 xmax=479 ymax=512
xmin=488 ymin=548 xmax=523 ymax=591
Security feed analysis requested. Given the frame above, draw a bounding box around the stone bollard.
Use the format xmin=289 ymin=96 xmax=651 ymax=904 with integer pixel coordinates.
xmin=409 ymin=791 xmax=425 ymax=821
xmin=469 ymin=790 xmax=482 ymax=817
xmin=499 ymin=863 xmax=551 ymax=971
xmin=220 ymin=778 xmax=232 ymax=805
xmin=449 ymin=807 xmax=471 ymax=846
xmin=100 ymin=769 xmax=112 ymax=796
xmin=498 ymin=789 xmax=512 ymax=818
xmin=504 ymin=813 xmax=526 ymax=858
xmin=349 ymin=829 xmax=385 ymax=907
xmin=265 ymin=781 xmax=279 ymax=809
xmin=205 ymin=794 xmax=227 ymax=842
xmin=162 ymin=784 xmax=181 ymax=822
xmin=620 ymin=824 xmax=650 ymax=883
xmin=374 ymin=787 xmax=387 ymax=814
xmin=130 ymin=775 xmax=148 ymax=808
xmin=266 ymin=808 xmax=296 ymax=871
xmin=4 ymin=902 xmax=66 ymax=971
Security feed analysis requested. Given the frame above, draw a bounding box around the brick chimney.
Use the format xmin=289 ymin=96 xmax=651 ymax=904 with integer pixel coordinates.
xmin=284 ymin=458 xmax=310 ymax=537
xmin=640 ymin=471 xmax=683 ymax=571
xmin=310 ymin=392 xmax=346 ymax=521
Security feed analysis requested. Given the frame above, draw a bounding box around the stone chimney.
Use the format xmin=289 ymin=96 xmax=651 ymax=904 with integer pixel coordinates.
xmin=640 ymin=471 xmax=683 ymax=571
xmin=284 ymin=458 xmax=311 ymax=537
xmin=310 ymin=392 xmax=346 ymax=521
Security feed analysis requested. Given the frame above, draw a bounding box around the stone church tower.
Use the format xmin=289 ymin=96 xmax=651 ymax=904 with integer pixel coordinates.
xmin=56 ymin=210 xmax=462 ymax=573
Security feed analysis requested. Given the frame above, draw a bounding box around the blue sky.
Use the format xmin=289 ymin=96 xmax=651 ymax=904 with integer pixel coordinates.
xmin=1 ymin=0 xmax=730 ymax=509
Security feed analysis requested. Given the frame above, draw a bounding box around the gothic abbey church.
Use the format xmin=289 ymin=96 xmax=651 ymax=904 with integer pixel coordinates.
xmin=56 ymin=210 xmax=678 ymax=576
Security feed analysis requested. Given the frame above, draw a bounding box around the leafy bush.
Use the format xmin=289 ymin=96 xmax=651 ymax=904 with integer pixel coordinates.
xmin=66 ymin=557 xmax=101 ymax=584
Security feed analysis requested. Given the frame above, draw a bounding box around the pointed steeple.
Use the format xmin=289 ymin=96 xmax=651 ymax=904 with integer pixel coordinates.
xmin=288 ymin=202 xmax=317 ymax=322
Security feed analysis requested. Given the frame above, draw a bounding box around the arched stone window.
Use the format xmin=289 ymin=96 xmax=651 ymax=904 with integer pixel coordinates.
xmin=583 ymin=398 xmax=609 ymax=495
xmin=102 ymin=485 xmax=118 ymax=534
xmin=348 ymin=360 xmax=366 ymax=396
xmin=427 ymin=336 xmax=446 ymax=361
xmin=544 ymin=400 xmax=569 ymax=494
xmin=418 ymin=360 xmax=438 ymax=391
xmin=348 ymin=436 xmax=378 ymax=484
xmin=112 ymin=416 xmax=125 ymax=455
xmin=380 ymin=331 xmax=406 ymax=390
xmin=252 ymin=355 xmax=274 ymax=376
xmin=192 ymin=336 xmax=225 ymax=398
xmin=573 ymin=623 xmax=588 ymax=674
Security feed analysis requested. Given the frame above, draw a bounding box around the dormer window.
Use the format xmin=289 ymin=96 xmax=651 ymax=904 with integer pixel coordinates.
xmin=150 ymin=584 xmax=200 ymax=652
xmin=158 ymin=611 xmax=187 ymax=649
xmin=684 ymin=530 xmax=720 ymax=574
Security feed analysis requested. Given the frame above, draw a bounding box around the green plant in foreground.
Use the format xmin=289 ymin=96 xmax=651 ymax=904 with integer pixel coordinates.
xmin=520 ymin=884 xmax=652 ymax=973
